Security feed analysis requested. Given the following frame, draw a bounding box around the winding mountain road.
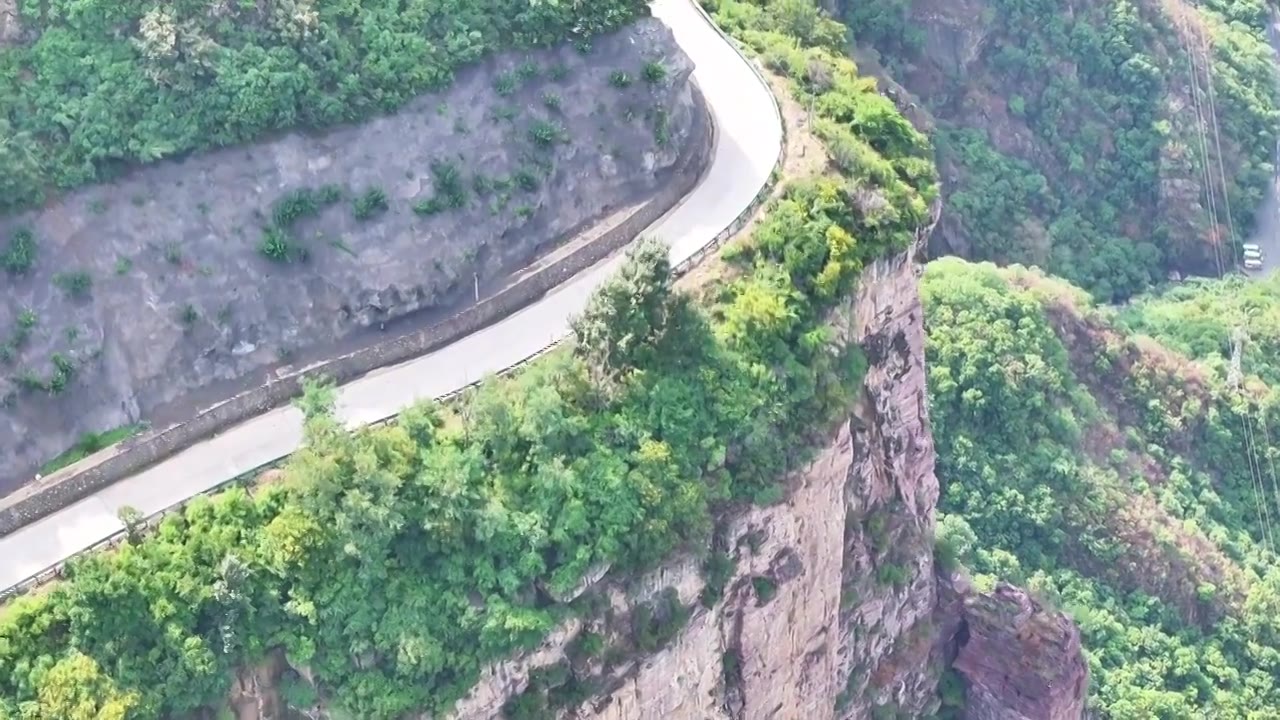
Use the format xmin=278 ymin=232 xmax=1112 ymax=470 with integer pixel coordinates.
xmin=0 ymin=0 xmax=784 ymax=592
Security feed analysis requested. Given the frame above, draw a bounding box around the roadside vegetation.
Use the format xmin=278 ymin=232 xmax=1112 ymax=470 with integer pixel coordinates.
xmin=38 ymin=424 xmax=149 ymax=476
xmin=0 ymin=1 xmax=939 ymax=718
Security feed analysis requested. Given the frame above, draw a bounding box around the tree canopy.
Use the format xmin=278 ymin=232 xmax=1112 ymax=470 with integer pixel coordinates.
xmin=0 ymin=0 xmax=649 ymax=216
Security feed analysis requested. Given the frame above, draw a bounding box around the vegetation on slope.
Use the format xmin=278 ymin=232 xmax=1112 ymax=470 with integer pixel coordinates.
xmin=0 ymin=0 xmax=647 ymax=216
xmin=925 ymin=258 xmax=1280 ymax=717
xmin=0 ymin=2 xmax=938 ymax=717
xmin=848 ymin=0 xmax=1279 ymax=300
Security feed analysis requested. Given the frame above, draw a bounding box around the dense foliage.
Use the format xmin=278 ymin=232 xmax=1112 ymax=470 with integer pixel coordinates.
xmin=0 ymin=2 xmax=938 ymax=716
xmin=925 ymin=258 xmax=1280 ymax=717
xmin=847 ymin=0 xmax=1279 ymax=300
xmin=0 ymin=0 xmax=646 ymax=216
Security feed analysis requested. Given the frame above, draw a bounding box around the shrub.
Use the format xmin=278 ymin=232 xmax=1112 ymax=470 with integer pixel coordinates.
xmin=493 ymin=72 xmax=518 ymax=97
xmin=875 ymin=562 xmax=909 ymax=588
xmin=272 ymin=189 xmax=319 ymax=227
xmin=48 ymin=353 xmax=75 ymax=394
xmin=3 ymin=228 xmax=36 ymax=275
xmin=14 ymin=369 xmax=44 ymax=392
xmin=542 ymin=91 xmax=562 ymax=111
xmin=413 ymin=198 xmax=445 ymax=216
xmin=608 ymin=70 xmax=633 ymax=88
xmin=317 ymin=185 xmax=343 ymax=205
xmin=514 ymin=169 xmax=540 ymax=192
xmin=651 ymin=107 xmax=670 ymax=146
xmin=517 ymin=60 xmax=540 ymax=81
xmin=260 ymin=227 xmax=292 ymax=261
xmin=643 ymin=61 xmax=668 ymax=85
xmin=528 ymin=120 xmax=565 ymax=148
xmin=699 ymin=552 xmax=736 ymax=608
xmin=164 ymin=243 xmax=183 ymax=265
xmin=632 ymin=587 xmax=691 ymax=652
xmin=751 ymin=576 xmax=778 ymax=605
xmin=430 ymin=160 xmax=466 ymax=208
xmin=352 ymin=188 xmax=389 ymax=220
xmin=53 ymin=271 xmax=92 ymax=298
xmin=415 ymin=161 xmax=468 ymax=215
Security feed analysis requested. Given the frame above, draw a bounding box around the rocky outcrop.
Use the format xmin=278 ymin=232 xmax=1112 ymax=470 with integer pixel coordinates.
xmin=824 ymin=204 xmax=948 ymax=719
xmin=441 ymin=422 xmax=858 ymax=720
xmin=425 ymin=210 xmax=1090 ymax=720
xmin=952 ymin=583 xmax=1089 ymax=720
xmin=0 ymin=0 xmax=17 ymax=46
xmin=0 ymin=19 xmax=707 ymax=492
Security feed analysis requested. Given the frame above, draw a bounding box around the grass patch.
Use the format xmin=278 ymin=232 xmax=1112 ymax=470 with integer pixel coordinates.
xmin=39 ymin=424 xmax=149 ymax=475
xmin=353 ymin=187 xmax=390 ymax=221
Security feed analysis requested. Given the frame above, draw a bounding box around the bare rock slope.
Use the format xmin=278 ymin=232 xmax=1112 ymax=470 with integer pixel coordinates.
xmin=0 ymin=19 xmax=704 ymax=490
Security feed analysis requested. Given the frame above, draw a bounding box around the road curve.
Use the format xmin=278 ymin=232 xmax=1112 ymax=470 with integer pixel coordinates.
xmin=0 ymin=0 xmax=782 ymax=593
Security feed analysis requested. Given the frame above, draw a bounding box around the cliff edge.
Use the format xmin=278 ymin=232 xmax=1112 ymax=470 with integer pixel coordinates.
xmin=434 ymin=214 xmax=1093 ymax=720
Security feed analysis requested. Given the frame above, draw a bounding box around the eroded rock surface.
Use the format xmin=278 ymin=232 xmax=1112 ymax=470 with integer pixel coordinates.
xmin=953 ymin=583 xmax=1089 ymax=720
xmin=0 ymin=19 xmax=705 ymax=490
xmin=0 ymin=0 xmax=18 ymax=46
xmin=825 ymin=203 xmax=948 ymax=719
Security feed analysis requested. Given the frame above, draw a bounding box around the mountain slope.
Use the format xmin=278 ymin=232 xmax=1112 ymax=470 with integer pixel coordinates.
xmin=848 ymin=0 xmax=1279 ymax=300
xmin=924 ymin=258 xmax=1280 ymax=716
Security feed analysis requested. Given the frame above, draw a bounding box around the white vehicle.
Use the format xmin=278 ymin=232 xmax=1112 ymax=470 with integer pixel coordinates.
xmin=1245 ymin=248 xmax=1264 ymax=261
xmin=1243 ymin=242 xmax=1262 ymax=254
xmin=1244 ymin=257 xmax=1264 ymax=271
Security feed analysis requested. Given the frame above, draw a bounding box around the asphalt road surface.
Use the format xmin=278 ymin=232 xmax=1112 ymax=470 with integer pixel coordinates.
xmin=0 ymin=0 xmax=784 ymax=592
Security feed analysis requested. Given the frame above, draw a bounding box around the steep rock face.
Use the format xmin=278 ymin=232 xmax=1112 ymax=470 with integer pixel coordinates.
xmin=457 ymin=424 xmax=857 ymax=720
xmin=952 ymin=583 xmax=1089 ymax=720
xmin=0 ymin=19 xmax=706 ymax=491
xmin=825 ymin=209 xmax=950 ymax=719
xmin=430 ymin=223 xmax=1090 ymax=720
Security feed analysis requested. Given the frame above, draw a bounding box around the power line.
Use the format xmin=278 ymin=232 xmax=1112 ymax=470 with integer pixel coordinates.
xmin=1229 ymin=327 xmax=1275 ymax=551
xmin=1260 ymin=408 xmax=1280 ymax=553
xmin=1196 ymin=18 xmax=1242 ymax=270
xmin=1240 ymin=407 xmax=1275 ymax=552
xmin=1175 ymin=7 xmax=1226 ymax=277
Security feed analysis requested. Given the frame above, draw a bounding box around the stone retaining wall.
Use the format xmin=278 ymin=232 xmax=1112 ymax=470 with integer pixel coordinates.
xmin=0 ymin=86 xmax=713 ymax=537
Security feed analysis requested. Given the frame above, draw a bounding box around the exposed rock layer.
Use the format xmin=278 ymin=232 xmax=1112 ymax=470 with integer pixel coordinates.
xmin=953 ymin=583 xmax=1089 ymax=720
